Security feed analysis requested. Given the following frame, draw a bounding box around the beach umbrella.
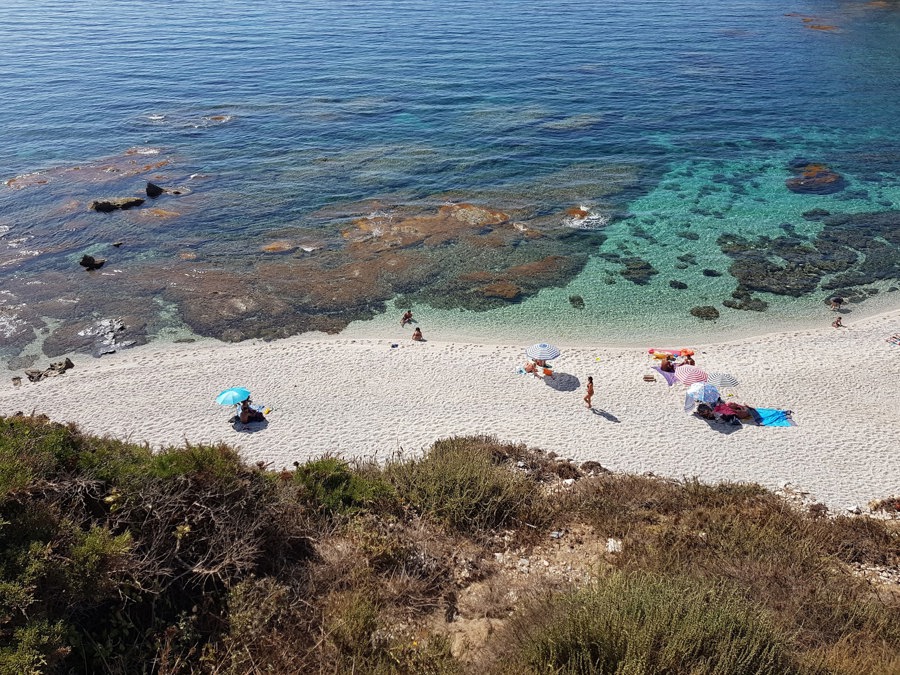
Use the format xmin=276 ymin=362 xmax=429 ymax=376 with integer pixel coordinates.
xmin=707 ymin=372 xmax=739 ymax=388
xmin=674 ymin=365 xmax=707 ymax=385
xmin=525 ymin=343 xmax=561 ymax=361
xmin=216 ymin=387 xmax=251 ymax=406
xmin=684 ymin=382 xmax=720 ymax=411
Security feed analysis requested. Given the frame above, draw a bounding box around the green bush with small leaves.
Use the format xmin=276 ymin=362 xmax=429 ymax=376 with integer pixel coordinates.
xmin=386 ymin=437 xmax=545 ymax=533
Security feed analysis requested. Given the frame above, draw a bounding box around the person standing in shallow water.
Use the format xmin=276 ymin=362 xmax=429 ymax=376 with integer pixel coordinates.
xmin=400 ymin=309 xmax=413 ymax=327
xmin=583 ymin=376 xmax=594 ymax=409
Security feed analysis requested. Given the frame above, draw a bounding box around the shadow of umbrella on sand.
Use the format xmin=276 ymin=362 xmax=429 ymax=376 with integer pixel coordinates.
xmin=543 ymin=372 xmax=580 ymax=392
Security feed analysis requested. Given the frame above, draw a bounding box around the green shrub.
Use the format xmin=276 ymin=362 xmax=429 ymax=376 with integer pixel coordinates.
xmin=386 ymin=437 xmax=545 ymax=533
xmin=149 ymin=442 xmax=245 ymax=482
xmin=0 ymin=619 xmax=68 ymax=675
xmin=294 ymin=455 xmax=393 ymax=514
xmin=66 ymin=525 xmax=132 ymax=600
xmin=502 ymin=571 xmax=801 ymax=675
xmin=0 ymin=417 xmax=82 ymax=497
xmin=72 ymin=436 xmax=154 ymax=485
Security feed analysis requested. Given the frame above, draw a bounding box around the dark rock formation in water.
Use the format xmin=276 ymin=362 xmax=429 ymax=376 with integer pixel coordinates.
xmin=568 ymin=294 xmax=585 ymax=309
xmin=107 ymin=202 xmax=602 ymax=342
xmin=619 ymin=257 xmax=658 ymax=285
xmin=669 ymin=280 xmax=688 ymax=290
xmin=146 ymin=182 xmax=165 ymax=198
xmin=717 ymin=209 xmax=900 ymax=300
xmin=690 ymin=305 xmax=720 ymax=320
xmin=89 ymin=197 xmax=145 ymax=212
xmin=785 ymin=160 xmax=846 ymax=195
xmin=722 ymin=290 xmax=768 ymax=312
xmin=802 ymin=208 xmax=831 ymax=221
xmin=701 ymin=269 xmax=722 ymax=277
xmin=79 ymin=255 xmax=105 ymax=271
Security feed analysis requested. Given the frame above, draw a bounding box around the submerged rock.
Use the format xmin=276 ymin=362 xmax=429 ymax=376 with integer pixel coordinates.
xmin=619 ymin=257 xmax=658 ymax=285
xmin=722 ymin=293 xmax=768 ymax=311
xmin=669 ymin=280 xmax=688 ymax=290
xmin=701 ymin=269 xmax=722 ymax=278
xmin=690 ymin=305 xmax=720 ymax=320
xmin=480 ymin=281 xmax=521 ymax=300
xmin=568 ymin=294 xmax=585 ymax=309
xmin=785 ymin=161 xmax=846 ymax=195
xmin=802 ymin=208 xmax=831 ymax=221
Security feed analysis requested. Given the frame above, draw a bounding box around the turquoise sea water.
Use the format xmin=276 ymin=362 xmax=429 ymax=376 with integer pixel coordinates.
xmin=1 ymin=0 xmax=899 ymax=360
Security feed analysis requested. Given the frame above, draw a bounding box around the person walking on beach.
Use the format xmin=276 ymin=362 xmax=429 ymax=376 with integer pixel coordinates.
xmin=400 ymin=309 xmax=413 ymax=327
xmin=583 ymin=376 xmax=594 ymax=409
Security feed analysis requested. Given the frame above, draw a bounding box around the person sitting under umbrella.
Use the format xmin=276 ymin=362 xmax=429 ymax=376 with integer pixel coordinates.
xmin=239 ymin=399 xmax=266 ymax=424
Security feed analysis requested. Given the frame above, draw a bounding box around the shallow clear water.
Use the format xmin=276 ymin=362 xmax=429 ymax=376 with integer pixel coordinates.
xmin=1 ymin=0 xmax=899 ymax=358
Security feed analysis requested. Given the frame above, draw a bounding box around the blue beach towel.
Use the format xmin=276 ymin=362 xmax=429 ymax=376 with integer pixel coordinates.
xmin=752 ymin=407 xmax=796 ymax=427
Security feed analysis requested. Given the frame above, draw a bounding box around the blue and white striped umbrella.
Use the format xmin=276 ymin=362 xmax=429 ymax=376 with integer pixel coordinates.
xmin=525 ymin=343 xmax=561 ymax=361
xmin=707 ymin=372 xmax=739 ymax=388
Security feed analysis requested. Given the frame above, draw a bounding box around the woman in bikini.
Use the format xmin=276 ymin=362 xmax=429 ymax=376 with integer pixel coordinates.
xmin=583 ymin=376 xmax=594 ymax=409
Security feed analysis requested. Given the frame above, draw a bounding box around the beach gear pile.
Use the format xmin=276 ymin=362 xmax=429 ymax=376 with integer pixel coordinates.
xmin=648 ymin=348 xmax=797 ymax=427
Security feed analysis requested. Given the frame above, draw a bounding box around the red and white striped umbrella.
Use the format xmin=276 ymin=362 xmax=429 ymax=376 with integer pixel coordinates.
xmin=674 ymin=365 xmax=708 ymax=385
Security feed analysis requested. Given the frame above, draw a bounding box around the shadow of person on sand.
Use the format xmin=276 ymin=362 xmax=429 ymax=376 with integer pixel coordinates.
xmin=695 ymin=416 xmax=742 ymax=435
xmin=542 ymin=372 xmax=580 ymax=392
xmin=590 ymin=408 xmax=621 ymax=423
xmin=232 ymin=419 xmax=269 ymax=434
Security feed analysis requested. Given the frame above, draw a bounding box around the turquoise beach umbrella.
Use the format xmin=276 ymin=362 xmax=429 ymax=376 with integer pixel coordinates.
xmin=216 ymin=387 xmax=251 ymax=405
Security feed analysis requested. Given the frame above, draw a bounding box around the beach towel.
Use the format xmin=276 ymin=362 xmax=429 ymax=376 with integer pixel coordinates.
xmin=888 ymin=333 xmax=900 ymax=346
xmin=652 ymin=366 xmax=678 ymax=386
xmin=751 ymin=407 xmax=796 ymax=427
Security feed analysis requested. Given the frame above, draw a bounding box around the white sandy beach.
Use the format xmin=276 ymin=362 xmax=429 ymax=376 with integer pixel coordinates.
xmin=2 ymin=310 xmax=899 ymax=511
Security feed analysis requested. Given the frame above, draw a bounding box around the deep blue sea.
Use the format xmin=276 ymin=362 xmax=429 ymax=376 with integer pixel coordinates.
xmin=1 ymin=0 xmax=899 ymax=361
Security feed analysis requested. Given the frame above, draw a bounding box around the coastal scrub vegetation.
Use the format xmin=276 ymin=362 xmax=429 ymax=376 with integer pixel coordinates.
xmin=1 ymin=414 xmax=898 ymax=674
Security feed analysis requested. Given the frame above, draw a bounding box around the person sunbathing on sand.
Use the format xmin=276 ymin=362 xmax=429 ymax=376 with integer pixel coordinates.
xmin=524 ymin=361 xmax=538 ymax=377
xmin=239 ymin=399 xmax=265 ymax=424
xmin=832 ymin=316 xmax=843 ymax=328
xmin=412 ymin=327 xmax=424 ymax=341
